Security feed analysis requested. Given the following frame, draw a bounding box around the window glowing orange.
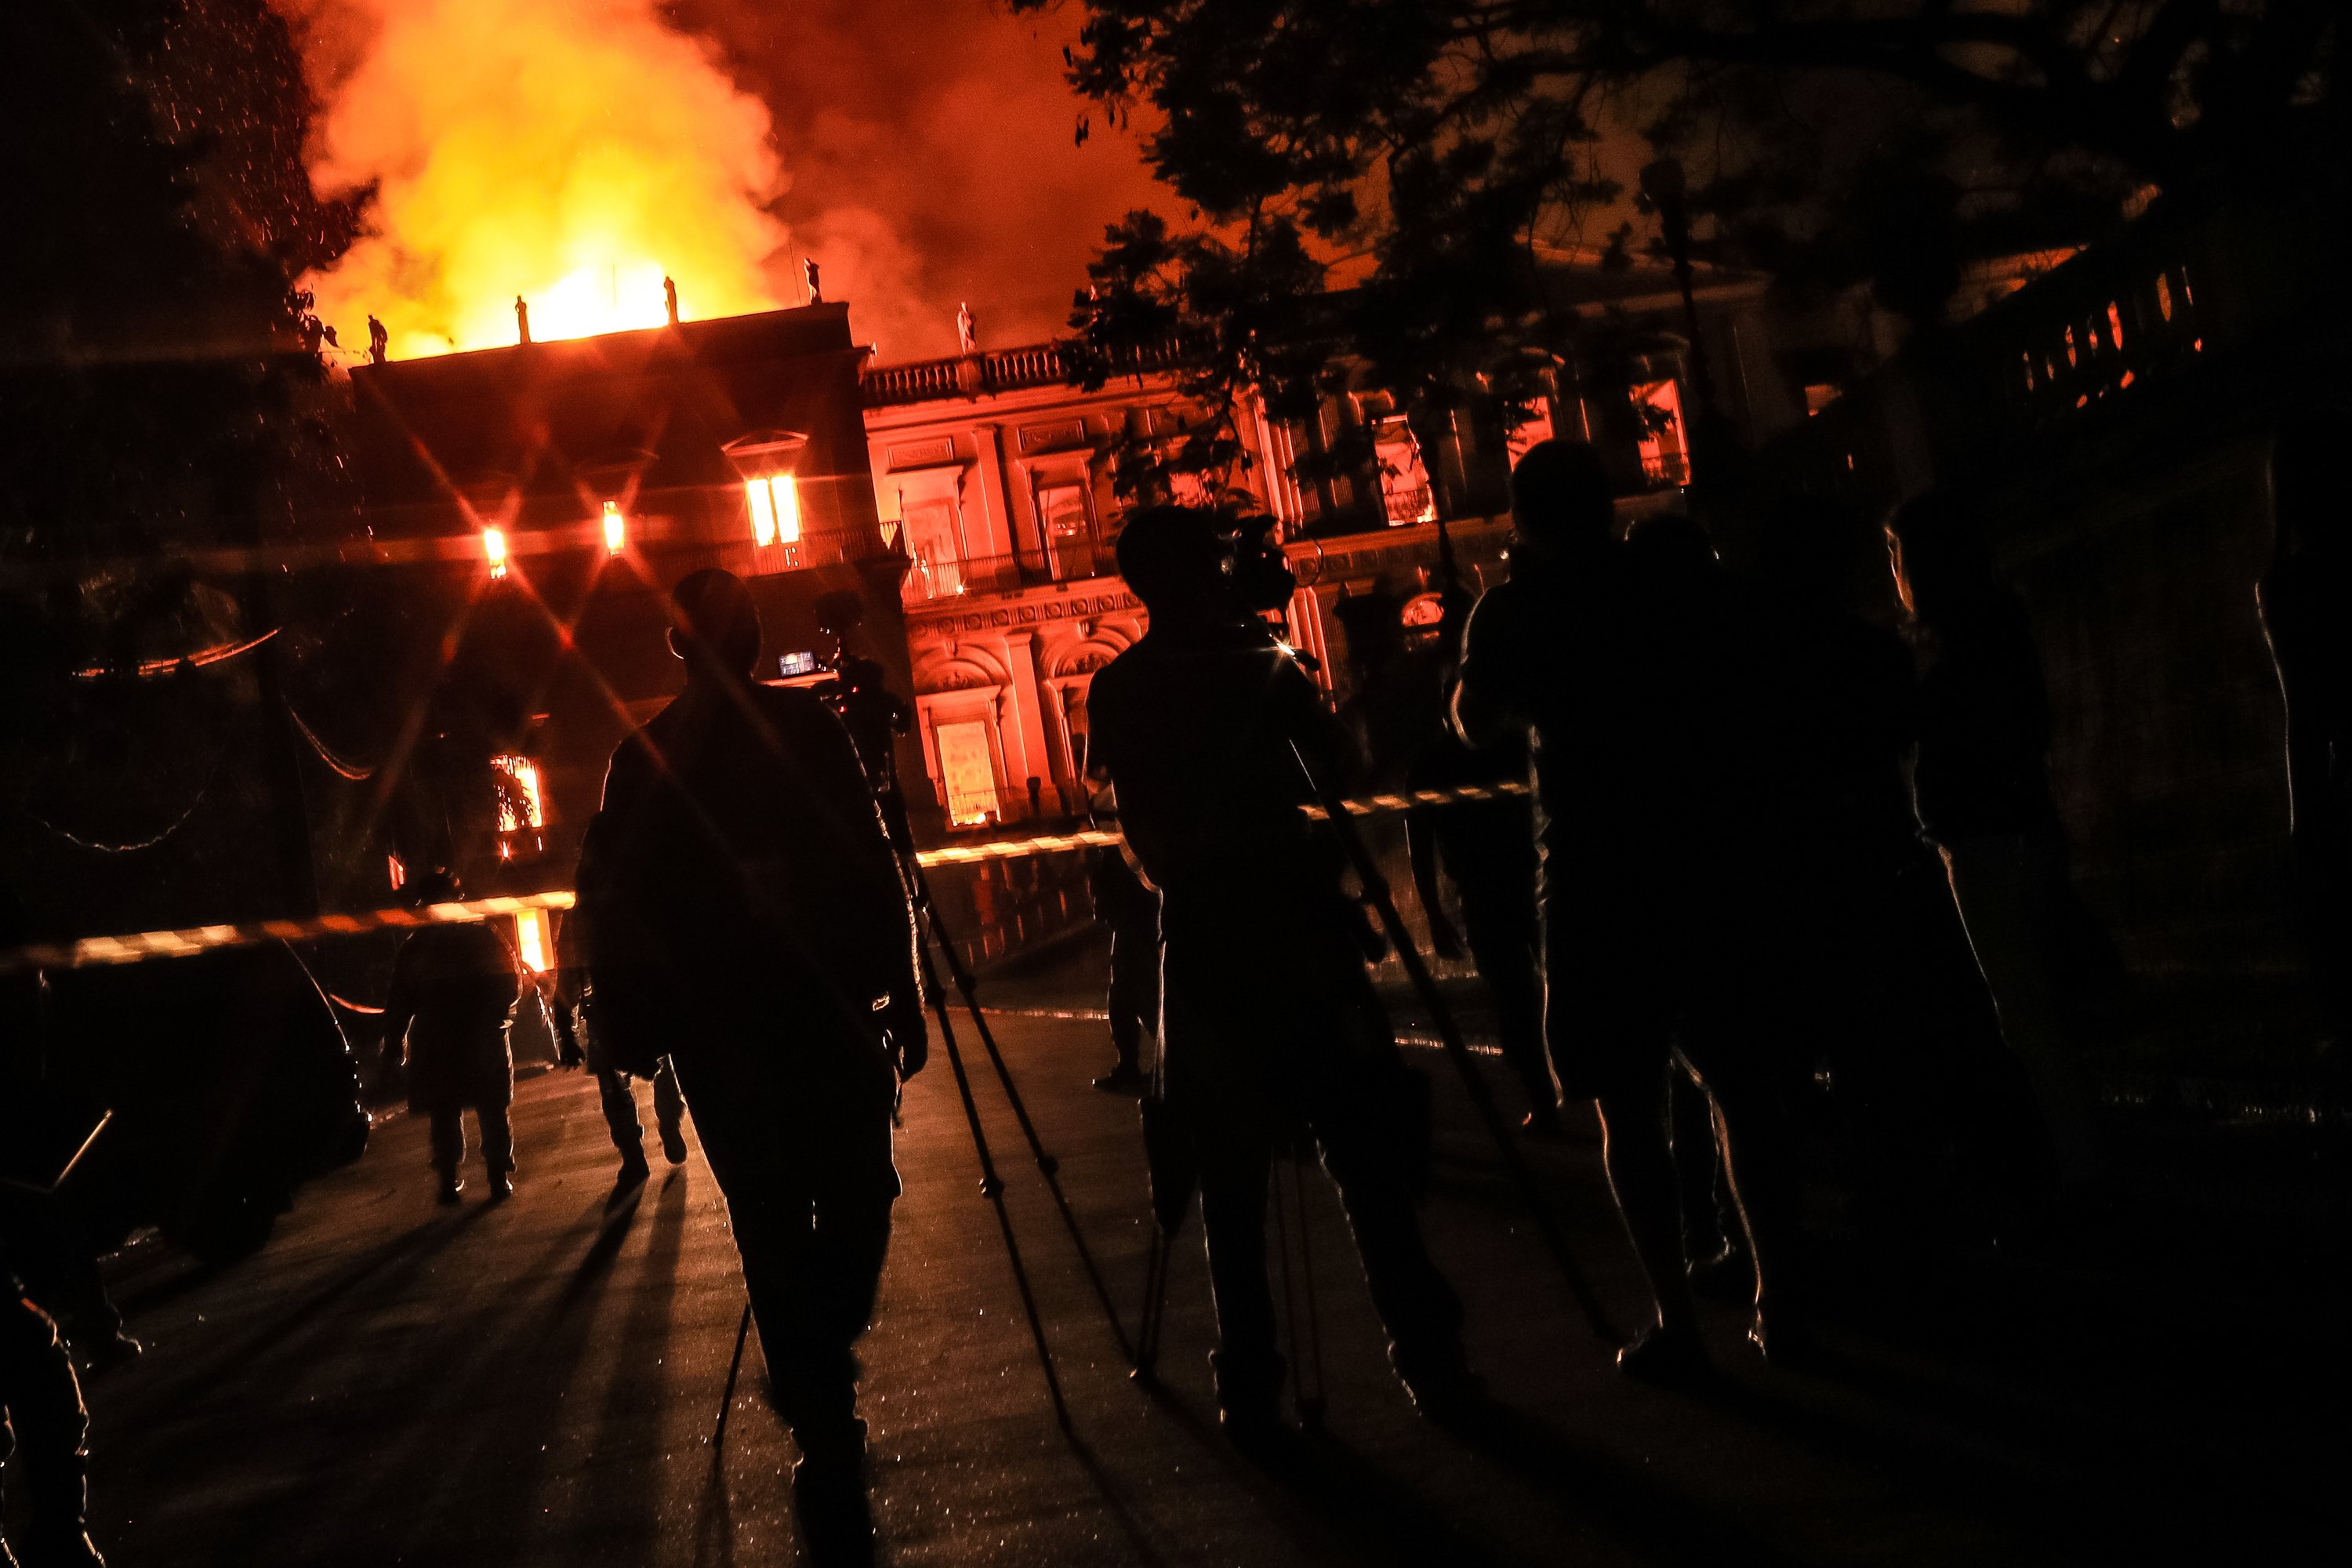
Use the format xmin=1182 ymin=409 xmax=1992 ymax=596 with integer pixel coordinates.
xmin=492 ymin=755 xmax=545 ymax=833
xmin=1632 ymin=379 xmax=1690 ymax=485
xmin=773 ymin=475 xmax=800 ymax=543
xmin=746 ymin=477 xmax=776 ymax=545
xmin=515 ymin=909 xmax=549 ymax=972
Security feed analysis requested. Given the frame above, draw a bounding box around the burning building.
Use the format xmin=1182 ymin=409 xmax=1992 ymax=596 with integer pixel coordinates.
xmin=343 ymin=299 xmax=918 ymax=896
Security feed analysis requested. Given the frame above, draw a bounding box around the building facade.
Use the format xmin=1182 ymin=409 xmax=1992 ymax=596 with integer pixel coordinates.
xmin=858 ymin=261 xmax=1802 ymax=836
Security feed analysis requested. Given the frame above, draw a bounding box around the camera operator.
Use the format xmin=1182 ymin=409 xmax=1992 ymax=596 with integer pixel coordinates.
xmin=1454 ymin=441 xmax=1809 ymax=1381
xmin=578 ymin=569 xmax=924 ymax=1566
xmin=1088 ymin=507 xmax=1478 ymax=1444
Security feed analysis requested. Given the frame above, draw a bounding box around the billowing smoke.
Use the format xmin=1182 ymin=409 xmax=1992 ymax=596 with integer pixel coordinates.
xmin=676 ymin=1 xmax=1164 ymax=358
xmin=278 ymin=2 xmax=1157 ymax=361
xmin=281 ymin=0 xmax=792 ymax=355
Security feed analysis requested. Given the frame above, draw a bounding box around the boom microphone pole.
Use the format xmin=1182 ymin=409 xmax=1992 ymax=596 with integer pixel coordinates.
xmin=1289 ymin=739 xmax=1624 ymax=1346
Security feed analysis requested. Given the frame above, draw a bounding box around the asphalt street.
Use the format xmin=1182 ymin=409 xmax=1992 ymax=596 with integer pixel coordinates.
xmin=81 ymin=1007 xmax=2343 ymax=1565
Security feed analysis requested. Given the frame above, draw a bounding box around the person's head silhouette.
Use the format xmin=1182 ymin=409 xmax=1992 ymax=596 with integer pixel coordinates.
xmin=667 ymin=568 xmax=762 ymax=681
xmin=1508 ymin=440 xmax=1615 ymax=560
xmin=1116 ymin=506 xmax=1231 ymax=622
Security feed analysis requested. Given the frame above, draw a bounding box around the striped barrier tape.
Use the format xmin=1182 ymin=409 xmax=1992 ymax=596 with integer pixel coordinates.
xmin=2 ymin=780 xmax=1530 ymax=973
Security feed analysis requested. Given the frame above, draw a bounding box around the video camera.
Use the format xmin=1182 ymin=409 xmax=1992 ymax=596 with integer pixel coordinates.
xmin=1222 ymin=514 xmax=1296 ymax=615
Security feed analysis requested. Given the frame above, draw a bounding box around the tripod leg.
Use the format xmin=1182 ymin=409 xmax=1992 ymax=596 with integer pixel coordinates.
xmin=1133 ymin=1228 xmax=1169 ymax=1384
xmin=1291 ymin=1152 xmax=1327 ymax=1427
xmin=1271 ymin=1150 xmax=1305 ymax=1425
xmin=1290 ymin=742 xmax=1624 ymax=1346
xmin=712 ymin=1299 xmax=754 ymax=1451
xmin=909 ymin=863 xmax=1136 ymax=1362
xmin=921 ymin=941 xmax=1073 ymax=1428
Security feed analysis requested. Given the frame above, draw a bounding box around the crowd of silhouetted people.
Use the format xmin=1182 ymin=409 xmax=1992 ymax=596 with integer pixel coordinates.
xmin=14 ymin=407 xmax=2342 ymax=1568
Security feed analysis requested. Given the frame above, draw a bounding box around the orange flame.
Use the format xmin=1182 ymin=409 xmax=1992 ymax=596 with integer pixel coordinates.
xmin=288 ymin=1 xmax=789 ymax=357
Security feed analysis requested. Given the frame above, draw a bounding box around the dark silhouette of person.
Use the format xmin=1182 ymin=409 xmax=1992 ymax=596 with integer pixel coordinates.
xmin=0 ymin=911 xmax=107 ymax=1567
xmin=1892 ymin=492 xmax=2106 ymax=1187
xmin=1756 ymin=498 xmax=2017 ymax=1247
xmin=1454 ymin=441 xmax=1810 ymax=1378
xmin=1621 ymin=510 xmax=1755 ymax=1276
xmin=1 ymin=1240 xmax=104 ymax=1567
xmin=1405 ymin=597 xmax=1557 ymax=1134
xmin=2259 ymin=411 xmax=2352 ymax=1055
xmin=547 ymin=911 xmax=684 ymax=1189
xmin=0 ymin=917 xmax=140 ymax=1374
xmin=1088 ymin=507 xmax=1477 ymax=1441
xmin=579 ymin=569 xmax=923 ymax=1566
xmin=1083 ymin=767 xmax=1158 ymax=1094
xmin=378 ymin=871 xmax=521 ymax=1205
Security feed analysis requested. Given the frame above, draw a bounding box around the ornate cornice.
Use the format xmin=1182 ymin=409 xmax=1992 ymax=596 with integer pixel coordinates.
xmin=906 ymin=580 xmax=1143 ymax=644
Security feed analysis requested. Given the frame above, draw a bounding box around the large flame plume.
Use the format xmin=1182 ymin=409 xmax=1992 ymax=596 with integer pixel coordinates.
xmin=285 ymin=0 xmax=789 ymax=357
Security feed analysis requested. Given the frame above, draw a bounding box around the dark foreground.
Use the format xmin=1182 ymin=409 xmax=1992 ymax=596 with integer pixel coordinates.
xmin=78 ymin=1010 xmax=2344 ymax=1566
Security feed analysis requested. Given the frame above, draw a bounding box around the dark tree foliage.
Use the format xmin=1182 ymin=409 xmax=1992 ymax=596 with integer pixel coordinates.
xmin=0 ymin=0 xmax=366 ymax=928
xmin=1022 ymin=0 xmax=2346 ymax=492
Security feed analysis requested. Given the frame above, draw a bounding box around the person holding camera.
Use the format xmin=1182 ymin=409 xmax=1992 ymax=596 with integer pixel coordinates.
xmin=1089 ymin=508 xmax=1477 ymax=1444
xmin=579 ymin=569 xmax=924 ymax=1567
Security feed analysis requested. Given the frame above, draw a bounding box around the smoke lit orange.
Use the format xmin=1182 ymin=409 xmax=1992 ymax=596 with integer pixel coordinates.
xmin=289 ymin=0 xmax=789 ymax=357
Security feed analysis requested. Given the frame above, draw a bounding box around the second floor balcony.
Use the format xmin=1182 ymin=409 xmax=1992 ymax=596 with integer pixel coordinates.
xmin=902 ymin=537 xmax=1123 ymax=605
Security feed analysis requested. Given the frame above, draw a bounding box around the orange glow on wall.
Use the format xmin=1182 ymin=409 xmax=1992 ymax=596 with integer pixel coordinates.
xmin=602 ymin=500 xmax=626 ymax=554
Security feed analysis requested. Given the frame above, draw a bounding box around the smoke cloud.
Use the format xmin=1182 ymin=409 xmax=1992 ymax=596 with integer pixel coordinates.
xmin=278 ymin=1 xmax=1160 ymax=362
xmin=675 ymin=1 xmax=1163 ymax=359
xmin=283 ymin=0 xmax=788 ymax=355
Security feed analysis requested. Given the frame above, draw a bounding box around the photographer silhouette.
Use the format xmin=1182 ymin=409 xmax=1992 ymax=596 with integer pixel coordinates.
xmin=578 ymin=570 xmax=922 ymax=1566
xmin=1088 ymin=507 xmax=1476 ymax=1443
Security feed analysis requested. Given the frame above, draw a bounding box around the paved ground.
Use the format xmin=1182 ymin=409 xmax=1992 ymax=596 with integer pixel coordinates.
xmin=79 ymin=1006 xmax=2345 ymax=1566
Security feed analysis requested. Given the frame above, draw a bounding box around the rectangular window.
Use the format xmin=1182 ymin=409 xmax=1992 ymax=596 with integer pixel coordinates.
xmin=934 ymin=720 xmax=1000 ymax=828
xmin=1633 ymin=379 xmax=1690 ymax=485
xmin=1036 ymin=478 xmax=1102 ymax=581
xmin=514 ymin=909 xmax=549 ymax=973
xmin=1370 ymin=415 xmax=1437 ymax=525
xmin=1505 ymin=403 xmax=1557 ymax=465
xmin=745 ymin=474 xmax=800 ymax=546
xmin=491 ymin=754 xmax=546 ymax=862
xmin=902 ymin=497 xmax=966 ymax=601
